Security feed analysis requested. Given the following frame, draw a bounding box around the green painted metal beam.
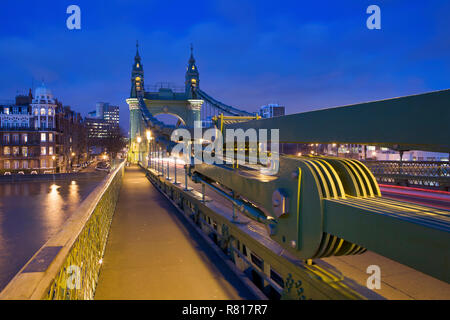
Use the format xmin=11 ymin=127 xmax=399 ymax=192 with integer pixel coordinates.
xmin=225 ymin=89 xmax=450 ymax=153
xmin=324 ymin=198 xmax=450 ymax=283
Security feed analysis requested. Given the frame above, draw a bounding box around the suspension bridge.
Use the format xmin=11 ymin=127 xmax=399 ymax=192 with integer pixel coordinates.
xmin=1 ymin=43 xmax=449 ymax=300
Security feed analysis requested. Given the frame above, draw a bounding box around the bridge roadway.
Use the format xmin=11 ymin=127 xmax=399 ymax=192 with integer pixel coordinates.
xmin=94 ymin=165 xmax=259 ymax=300
xmin=141 ymin=158 xmax=450 ymax=300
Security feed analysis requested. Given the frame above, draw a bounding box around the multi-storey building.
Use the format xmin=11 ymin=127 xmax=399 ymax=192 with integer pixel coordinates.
xmin=0 ymin=84 xmax=88 ymax=174
xmin=85 ymin=102 xmax=120 ymax=155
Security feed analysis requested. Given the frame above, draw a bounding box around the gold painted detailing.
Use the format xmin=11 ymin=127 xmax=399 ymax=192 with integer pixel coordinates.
xmin=212 ymin=113 xmax=261 ymax=133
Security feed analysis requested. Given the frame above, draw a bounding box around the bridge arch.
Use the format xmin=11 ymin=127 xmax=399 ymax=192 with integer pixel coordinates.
xmin=143 ymin=99 xmax=202 ymax=128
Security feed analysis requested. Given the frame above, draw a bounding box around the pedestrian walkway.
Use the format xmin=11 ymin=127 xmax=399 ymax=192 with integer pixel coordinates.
xmin=95 ymin=165 xmax=257 ymax=300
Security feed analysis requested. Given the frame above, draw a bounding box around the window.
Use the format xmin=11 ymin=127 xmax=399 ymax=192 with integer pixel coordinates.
xmin=48 ymin=109 xmax=52 ymax=116
xmin=40 ymin=108 xmax=46 ymax=115
xmin=3 ymin=134 xmax=10 ymax=144
xmin=23 ymin=160 xmax=28 ymax=169
xmin=12 ymin=134 xmax=19 ymax=144
xmin=40 ymin=159 xmax=47 ymax=168
xmin=49 ymin=133 xmax=53 ymax=142
xmin=3 ymin=146 xmax=10 ymax=155
xmin=34 ymin=109 xmax=38 ymax=116
xmin=49 ymin=146 xmax=53 ymax=155
xmin=22 ymin=147 xmax=27 ymax=157
xmin=41 ymin=146 xmax=46 ymax=155
xmin=22 ymin=134 xmax=28 ymax=144
xmin=13 ymin=160 xmax=19 ymax=169
xmin=41 ymin=133 xmax=46 ymax=142
xmin=4 ymin=160 xmax=10 ymax=169
xmin=12 ymin=147 xmax=19 ymax=156
xmin=4 ymin=107 xmax=9 ymax=114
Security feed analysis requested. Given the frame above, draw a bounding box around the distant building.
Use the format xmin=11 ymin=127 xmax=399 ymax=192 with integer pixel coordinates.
xmin=85 ymin=118 xmax=111 ymax=140
xmin=88 ymin=102 xmax=120 ymax=128
xmin=103 ymin=104 xmax=119 ymax=128
xmin=86 ymin=102 xmax=120 ymax=155
xmin=258 ymin=104 xmax=285 ymax=118
xmin=0 ymin=83 xmax=88 ymax=173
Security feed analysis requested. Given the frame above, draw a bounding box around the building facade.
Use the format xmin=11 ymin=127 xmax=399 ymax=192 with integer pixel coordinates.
xmin=0 ymin=84 xmax=88 ymax=174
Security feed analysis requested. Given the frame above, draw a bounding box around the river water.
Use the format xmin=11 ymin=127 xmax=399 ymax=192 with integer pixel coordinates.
xmin=0 ymin=173 xmax=107 ymax=291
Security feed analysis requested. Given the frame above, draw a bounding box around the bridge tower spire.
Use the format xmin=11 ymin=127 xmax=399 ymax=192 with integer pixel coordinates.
xmin=127 ymin=41 xmax=145 ymax=162
xmin=131 ymin=40 xmax=144 ymax=98
xmin=185 ymin=44 xmax=200 ymax=98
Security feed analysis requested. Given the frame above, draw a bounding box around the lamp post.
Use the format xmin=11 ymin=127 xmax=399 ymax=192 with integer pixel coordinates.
xmin=52 ymin=155 xmax=56 ymax=173
xmin=136 ymin=136 xmax=142 ymax=163
xmin=146 ymin=130 xmax=152 ymax=168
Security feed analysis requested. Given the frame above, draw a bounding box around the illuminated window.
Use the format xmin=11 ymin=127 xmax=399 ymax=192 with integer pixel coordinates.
xmin=136 ymin=63 xmax=140 ymax=68
xmin=13 ymin=147 xmax=19 ymax=156
xmin=22 ymin=134 xmax=28 ymax=144
xmin=41 ymin=133 xmax=46 ymax=142
xmin=3 ymin=146 xmax=10 ymax=155
xmin=192 ymin=66 xmax=195 ymax=70
xmin=135 ymin=76 xmax=141 ymax=82
xmin=4 ymin=160 xmax=10 ymax=169
xmin=22 ymin=147 xmax=27 ymax=157
xmin=49 ymin=133 xmax=53 ymax=142
xmin=41 ymin=147 xmax=46 ymax=155
xmin=49 ymin=146 xmax=53 ymax=155
xmin=191 ymin=79 xmax=197 ymax=85
xmin=40 ymin=108 xmax=46 ymax=115
xmin=4 ymin=107 xmax=9 ymax=114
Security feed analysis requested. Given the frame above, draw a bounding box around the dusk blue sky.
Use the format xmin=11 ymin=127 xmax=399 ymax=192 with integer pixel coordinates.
xmin=0 ymin=1 xmax=449 ymax=132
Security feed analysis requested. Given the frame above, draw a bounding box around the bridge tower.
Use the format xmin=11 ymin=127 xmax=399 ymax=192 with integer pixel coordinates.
xmin=126 ymin=41 xmax=145 ymax=163
xmin=185 ymin=44 xmax=200 ymax=98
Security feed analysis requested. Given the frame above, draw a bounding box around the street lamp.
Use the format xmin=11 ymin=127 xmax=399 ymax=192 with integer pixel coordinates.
xmin=52 ymin=155 xmax=56 ymax=173
xmin=146 ymin=130 xmax=153 ymax=168
xmin=136 ymin=136 xmax=142 ymax=163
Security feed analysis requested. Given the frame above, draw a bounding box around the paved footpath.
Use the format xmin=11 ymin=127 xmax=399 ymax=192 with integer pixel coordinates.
xmin=95 ymin=165 xmax=257 ymax=300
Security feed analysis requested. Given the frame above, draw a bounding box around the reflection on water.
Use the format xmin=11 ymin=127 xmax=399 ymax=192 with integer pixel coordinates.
xmin=0 ymin=175 xmax=106 ymax=291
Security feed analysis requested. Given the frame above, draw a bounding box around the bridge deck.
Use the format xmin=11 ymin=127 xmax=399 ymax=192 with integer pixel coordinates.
xmin=94 ymin=165 xmax=258 ymax=300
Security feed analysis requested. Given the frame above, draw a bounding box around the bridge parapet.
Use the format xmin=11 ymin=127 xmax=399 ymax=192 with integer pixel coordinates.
xmin=0 ymin=161 xmax=125 ymax=300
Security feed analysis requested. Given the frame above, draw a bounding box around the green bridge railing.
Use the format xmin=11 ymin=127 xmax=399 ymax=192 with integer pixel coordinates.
xmin=0 ymin=161 xmax=125 ymax=300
